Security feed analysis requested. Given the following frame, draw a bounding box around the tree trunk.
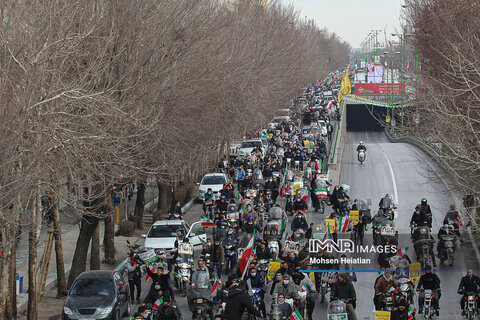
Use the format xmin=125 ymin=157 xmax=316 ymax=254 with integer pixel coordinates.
xmin=28 ymin=192 xmax=42 ymax=320
xmin=90 ymin=224 xmax=100 ymax=270
xmin=0 ymin=225 xmax=8 ymax=320
xmin=53 ymin=195 xmax=66 ymax=297
xmin=133 ymin=182 xmax=146 ymax=230
xmin=6 ymin=234 xmax=17 ymax=320
xmin=156 ymin=178 xmax=162 ymax=210
xmin=67 ymin=215 xmax=99 ymax=288
xmin=103 ymin=192 xmax=115 ymax=264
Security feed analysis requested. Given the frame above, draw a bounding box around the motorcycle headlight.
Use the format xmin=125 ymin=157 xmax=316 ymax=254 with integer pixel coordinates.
xmin=63 ymin=306 xmax=73 ymax=316
xmin=469 ymin=296 xmax=475 ymax=301
xmin=196 ymin=299 xmax=204 ymax=303
xmin=97 ymin=306 xmax=113 ymax=316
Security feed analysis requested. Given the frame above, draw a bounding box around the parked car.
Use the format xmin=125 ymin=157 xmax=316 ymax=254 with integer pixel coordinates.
xmin=196 ymin=172 xmax=230 ymax=201
xmin=63 ymin=270 xmax=130 ymax=320
xmin=143 ymin=219 xmax=212 ymax=254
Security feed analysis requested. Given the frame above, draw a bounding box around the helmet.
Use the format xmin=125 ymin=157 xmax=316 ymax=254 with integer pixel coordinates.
xmin=360 ymin=141 xmax=364 ymax=145
xmin=421 ymin=198 xmax=427 ymax=204
xmin=220 ymin=195 xmax=226 ymax=200
xmin=248 ymin=215 xmax=253 ymax=220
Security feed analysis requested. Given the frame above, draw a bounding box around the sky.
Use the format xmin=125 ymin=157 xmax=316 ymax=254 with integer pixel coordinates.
xmin=279 ymin=0 xmax=403 ymax=48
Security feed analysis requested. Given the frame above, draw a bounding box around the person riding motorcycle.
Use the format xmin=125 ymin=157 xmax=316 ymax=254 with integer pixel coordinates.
xmin=168 ymin=201 xmax=183 ymax=220
xmin=419 ymin=198 xmax=433 ymax=224
xmin=293 ymin=194 xmax=308 ymax=212
xmin=390 ymin=299 xmax=410 ymax=320
xmin=154 ymin=296 xmax=183 ymax=320
xmin=356 ymin=141 xmax=367 ymax=153
xmin=291 ymin=212 xmax=308 ymax=232
xmin=265 ymin=177 xmax=279 ymax=202
xmin=292 ymin=268 xmax=317 ymax=320
xmin=410 ymin=205 xmax=430 ymax=229
xmin=242 ymin=203 xmax=258 ymax=224
xmin=274 ymin=293 xmax=293 ymax=319
xmin=273 ymin=274 xmax=302 ymax=313
xmin=416 ymin=265 xmax=441 ymax=315
xmin=293 ymin=151 xmax=304 ymax=170
xmin=331 ymin=273 xmax=357 ymax=320
xmin=203 ymin=188 xmax=215 ymax=218
xmin=444 ymin=204 xmax=462 ymax=238
xmin=224 ymin=282 xmax=263 ymax=320
xmin=216 ymin=196 xmax=228 ymax=214
xmin=335 ymin=186 xmax=350 ymax=215
xmin=220 ymin=184 xmax=235 ymax=202
xmin=437 ymin=222 xmax=456 ymax=258
xmin=145 ymin=266 xmax=175 ymax=304
xmin=412 ymin=223 xmax=437 ymax=267
xmin=280 ymin=250 xmax=301 ymax=273
xmin=374 ymin=270 xmax=399 ymax=310
xmin=242 ymin=216 xmax=259 ymax=234
xmin=458 ymin=268 xmax=480 ymax=316
xmin=245 ymin=267 xmax=266 ymax=317
xmin=256 ymin=241 xmax=272 ymax=260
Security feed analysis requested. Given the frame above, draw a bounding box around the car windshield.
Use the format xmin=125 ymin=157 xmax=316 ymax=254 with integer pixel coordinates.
xmin=241 ymin=141 xmax=262 ymax=148
xmin=147 ymin=224 xmax=183 ymax=238
xmin=70 ymin=278 xmax=115 ymax=297
xmin=201 ymin=176 xmax=226 ymax=185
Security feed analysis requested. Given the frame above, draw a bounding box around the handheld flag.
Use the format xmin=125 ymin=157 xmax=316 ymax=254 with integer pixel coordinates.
xmin=337 ymin=66 xmax=351 ymax=102
xmin=397 ymin=247 xmax=408 ymax=258
xmin=289 ymin=309 xmax=304 ymax=320
xmin=200 ymin=216 xmax=215 ymax=227
xmin=239 ymin=229 xmax=256 ymax=278
xmin=152 ymin=296 xmax=164 ymax=310
xmin=209 ymin=276 xmax=220 ymax=298
xmin=145 ymin=264 xmax=154 ymax=283
xmin=314 ymin=159 xmax=321 ymax=171
xmin=339 ymin=217 xmax=351 ymax=233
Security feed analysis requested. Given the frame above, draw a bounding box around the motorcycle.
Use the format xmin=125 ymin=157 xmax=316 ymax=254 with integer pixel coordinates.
xmin=248 ymin=287 xmax=263 ymax=320
xmin=285 ymin=190 xmax=295 ymax=216
xmin=420 ymin=289 xmax=439 ymax=318
xmin=464 ymin=291 xmax=478 ymax=320
xmin=337 ymin=199 xmax=350 ymax=216
xmin=224 ymin=238 xmax=237 ymax=273
xmin=327 ymin=299 xmax=349 ymax=320
xmin=357 ymin=149 xmax=366 ymax=164
xmin=381 ymin=292 xmax=396 ymax=312
xmin=313 ymin=179 xmax=329 ymax=214
xmin=192 ymin=298 xmax=212 ymax=320
xmin=438 ymin=234 xmax=456 ymax=266
xmin=257 ymin=259 xmax=269 ymax=283
xmin=176 ymin=256 xmax=193 ymax=297
xmin=319 ymin=272 xmax=337 ymax=304
xmin=416 ymin=239 xmax=434 ymax=269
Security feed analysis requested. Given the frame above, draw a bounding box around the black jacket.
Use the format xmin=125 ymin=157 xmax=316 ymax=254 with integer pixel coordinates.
xmin=331 ymin=280 xmax=356 ymax=303
xmin=223 ymin=288 xmax=262 ymax=320
xmin=155 ymin=305 xmax=182 ymax=320
xmin=410 ymin=212 xmax=430 ymax=226
xmin=146 ymin=269 xmax=171 ymax=293
xmin=458 ymin=275 xmax=480 ymax=294
xmin=417 ymin=273 xmax=440 ymax=290
xmin=256 ymin=247 xmax=272 ymax=260
xmin=391 ymin=308 xmax=409 ymax=320
xmin=291 ymin=216 xmax=308 ymax=231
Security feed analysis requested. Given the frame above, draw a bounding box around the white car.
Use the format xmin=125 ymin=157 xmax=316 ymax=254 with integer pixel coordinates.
xmin=143 ymin=220 xmax=213 ymax=254
xmin=318 ymin=120 xmax=328 ymax=136
xmin=196 ymin=172 xmax=230 ymax=201
xmin=238 ymin=139 xmax=265 ymax=158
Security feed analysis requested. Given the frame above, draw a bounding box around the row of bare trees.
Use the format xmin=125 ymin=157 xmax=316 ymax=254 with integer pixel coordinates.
xmin=0 ymin=1 xmax=350 ymax=319
xmin=402 ymin=0 xmax=480 ymax=217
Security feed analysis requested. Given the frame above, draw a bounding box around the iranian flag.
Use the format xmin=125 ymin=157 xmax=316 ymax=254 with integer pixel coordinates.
xmin=315 ymin=188 xmax=328 ymax=198
xmin=279 ymin=171 xmax=287 ymax=198
xmin=327 ymin=100 xmax=335 ymax=110
xmin=458 ymin=211 xmax=463 ymax=226
xmin=237 ymin=193 xmax=243 ymax=202
xmin=384 ymin=60 xmax=387 ymax=69
xmin=366 ymin=66 xmax=369 ymax=72
xmin=314 ymin=159 xmax=321 ymax=171
xmin=289 ymin=309 xmax=304 ymax=320
xmin=397 ymin=247 xmax=408 ymax=258
xmin=408 ymin=306 xmax=414 ymax=319
xmin=305 ymin=170 xmax=312 ymax=180
xmin=145 ymin=264 xmax=154 ymax=283
xmin=301 ymin=282 xmax=309 ymax=293
xmin=339 ymin=216 xmax=350 ymax=233
xmin=152 ymin=296 xmax=164 ymax=310
xmin=200 ymin=216 xmax=215 ymax=227
xmin=239 ymin=229 xmax=256 ymax=278
xmin=209 ymin=275 xmax=220 ymax=298
xmin=406 ymin=61 xmax=410 ymax=72
xmin=387 ymin=284 xmax=398 ymax=294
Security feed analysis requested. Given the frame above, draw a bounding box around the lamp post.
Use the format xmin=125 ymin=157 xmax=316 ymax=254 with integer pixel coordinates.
xmin=392 ymin=33 xmax=405 ymax=133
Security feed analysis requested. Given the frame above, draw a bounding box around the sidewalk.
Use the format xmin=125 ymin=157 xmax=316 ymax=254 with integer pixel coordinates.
xmin=15 ymin=179 xmax=158 ymax=317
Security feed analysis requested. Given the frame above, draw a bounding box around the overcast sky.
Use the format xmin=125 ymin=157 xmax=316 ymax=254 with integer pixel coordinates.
xmin=278 ymin=0 xmax=403 ymax=48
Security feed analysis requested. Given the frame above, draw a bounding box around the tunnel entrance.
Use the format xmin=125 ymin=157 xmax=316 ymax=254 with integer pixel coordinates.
xmin=346 ymin=103 xmax=386 ymax=131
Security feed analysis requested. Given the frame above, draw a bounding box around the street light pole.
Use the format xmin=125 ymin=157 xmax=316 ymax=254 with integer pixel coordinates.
xmin=392 ymin=33 xmax=405 ymax=134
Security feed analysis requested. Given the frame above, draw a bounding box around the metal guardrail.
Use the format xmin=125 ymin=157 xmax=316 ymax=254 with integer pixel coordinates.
xmin=329 ymin=100 xmax=345 ymax=165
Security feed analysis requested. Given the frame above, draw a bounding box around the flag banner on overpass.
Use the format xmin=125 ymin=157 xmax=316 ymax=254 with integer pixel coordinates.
xmin=355 ymin=83 xmax=414 ymax=95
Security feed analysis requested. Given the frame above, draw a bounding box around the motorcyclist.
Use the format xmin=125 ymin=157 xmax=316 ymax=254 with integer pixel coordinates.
xmin=444 ymin=204 xmax=462 ymax=238
xmin=390 ymin=299 xmax=409 ymax=320
xmin=224 ymin=228 xmax=238 ymax=272
xmin=145 ymin=266 xmax=175 ymax=304
xmin=293 ymin=194 xmax=308 ymax=212
xmin=221 ymin=184 xmax=235 ymax=202
xmin=273 ymin=274 xmax=302 ymax=313
xmin=253 ymin=190 xmax=266 ymax=209
xmin=416 ymin=265 xmax=441 ymax=315
xmin=245 ymin=267 xmax=266 ymax=317
xmin=331 ymin=273 xmax=357 ymax=320
xmin=208 ymin=236 xmax=225 ymax=277
xmin=203 ymin=188 xmax=215 ymax=219
xmin=256 ymin=241 xmax=272 ymax=261
xmin=293 ymin=151 xmax=304 ymax=170
xmin=264 ymin=177 xmax=279 ymax=202
xmin=335 ymin=186 xmax=350 ymax=215
xmin=291 ymin=212 xmax=308 ymax=232
xmin=356 ymin=141 xmax=366 ymax=152
xmin=242 ymin=203 xmax=258 ymax=224
xmin=262 ymin=165 xmax=273 ymax=179
xmin=224 ymin=281 xmax=263 ymax=320
xmin=374 ymin=270 xmax=399 ymax=310
xmin=242 ymin=216 xmax=258 ymax=234
xmin=412 ymin=224 xmax=437 ymax=267
xmin=292 ymin=268 xmax=317 ymax=320
xmin=274 ymin=293 xmax=293 ymax=319
xmin=154 ymin=296 xmax=182 ymax=320
xmin=410 ymin=205 xmax=431 ymax=229
xmin=437 ymin=222 xmax=456 ymax=261
xmin=168 ymin=201 xmax=183 ymax=220
xmin=458 ymin=268 xmax=480 ymax=315
xmin=280 ymin=250 xmax=301 ymax=273
xmin=419 ymin=198 xmax=432 ymax=224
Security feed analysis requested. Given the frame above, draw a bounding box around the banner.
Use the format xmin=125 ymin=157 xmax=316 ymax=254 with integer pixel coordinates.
xmin=325 ymin=219 xmax=336 ymax=234
xmin=374 ymin=310 xmax=391 ymax=320
xmin=178 ymin=243 xmax=194 ymax=255
xmin=349 ymin=210 xmax=359 ymax=225
xmin=409 ymin=262 xmax=421 ymax=282
xmin=355 ymin=83 xmax=414 ymax=95
xmin=337 ymin=66 xmax=351 ymax=102
xmin=138 ymin=249 xmax=158 ymax=264
xmin=266 ymin=261 xmax=281 ymax=281
xmin=284 ymin=240 xmax=300 ymax=253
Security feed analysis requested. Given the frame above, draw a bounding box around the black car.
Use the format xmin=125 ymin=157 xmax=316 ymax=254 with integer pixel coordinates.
xmin=63 ymin=270 xmax=130 ymax=320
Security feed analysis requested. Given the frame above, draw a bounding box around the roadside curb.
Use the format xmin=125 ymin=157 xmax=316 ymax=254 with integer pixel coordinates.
xmin=384 ymin=128 xmax=480 ymax=271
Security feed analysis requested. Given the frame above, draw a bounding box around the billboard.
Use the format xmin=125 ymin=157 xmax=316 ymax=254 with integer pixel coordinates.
xmin=355 ymin=83 xmax=414 ymax=95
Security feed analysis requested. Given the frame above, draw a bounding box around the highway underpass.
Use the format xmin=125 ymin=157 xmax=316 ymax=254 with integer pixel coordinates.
xmin=345 ymin=102 xmax=386 ymax=131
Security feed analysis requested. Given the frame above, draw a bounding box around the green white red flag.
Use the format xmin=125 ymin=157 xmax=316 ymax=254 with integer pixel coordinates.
xmin=339 ymin=216 xmax=350 ymax=232
xmin=239 ymin=229 xmax=256 ymax=278
xmin=200 ymin=216 xmax=215 ymax=227
xmin=152 ymin=296 xmax=163 ymax=310
xmin=289 ymin=309 xmax=303 ymax=320
xmin=315 ymin=188 xmax=328 ymax=198
xmin=397 ymin=247 xmax=408 ymax=257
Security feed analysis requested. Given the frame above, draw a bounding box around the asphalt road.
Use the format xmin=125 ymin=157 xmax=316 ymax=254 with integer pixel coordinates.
xmin=124 ymin=130 xmax=474 ymax=319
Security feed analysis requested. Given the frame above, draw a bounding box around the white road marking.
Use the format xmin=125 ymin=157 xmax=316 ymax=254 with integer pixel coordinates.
xmin=382 ymin=150 xmax=399 ymax=204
